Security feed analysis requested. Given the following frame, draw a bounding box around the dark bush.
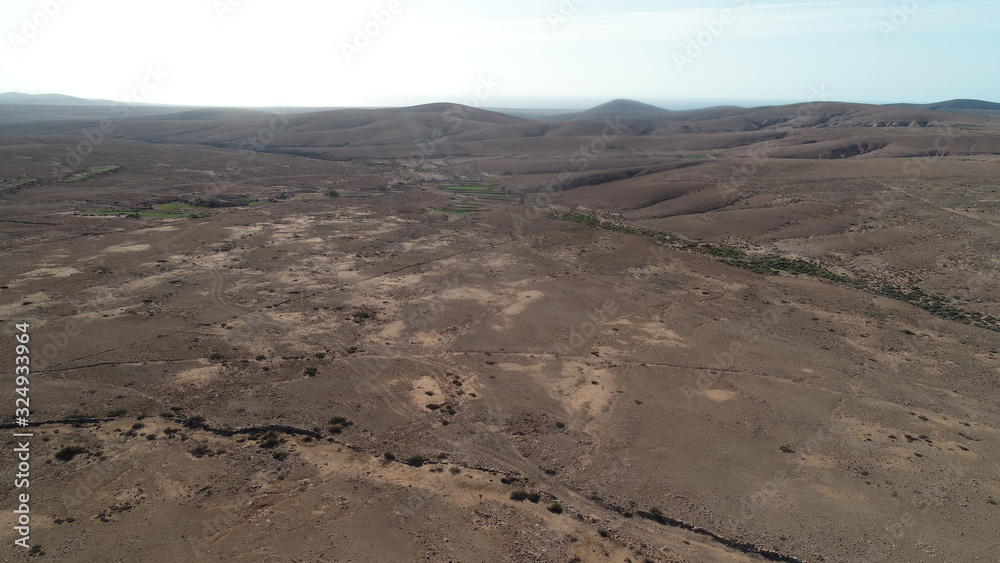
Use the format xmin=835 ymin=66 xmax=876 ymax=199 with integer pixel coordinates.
xmin=182 ymin=415 xmax=206 ymax=429
xmin=648 ymin=507 xmax=666 ymax=524
xmin=509 ymin=490 xmax=529 ymax=501
xmin=258 ymin=431 xmax=282 ymax=449
xmin=55 ymin=446 xmax=87 ymax=461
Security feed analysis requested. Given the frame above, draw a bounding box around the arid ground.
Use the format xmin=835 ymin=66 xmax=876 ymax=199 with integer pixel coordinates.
xmin=0 ymin=99 xmax=998 ymax=562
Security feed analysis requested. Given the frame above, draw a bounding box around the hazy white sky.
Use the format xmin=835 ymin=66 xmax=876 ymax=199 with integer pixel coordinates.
xmin=2 ymin=0 xmax=997 ymax=108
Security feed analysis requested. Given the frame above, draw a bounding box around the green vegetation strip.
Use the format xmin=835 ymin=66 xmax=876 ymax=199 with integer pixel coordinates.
xmin=880 ymin=285 xmax=999 ymax=332
xmin=556 ymin=210 xmax=999 ymax=333
xmin=0 ymin=177 xmax=40 ymax=194
xmin=83 ymin=209 xmax=203 ymax=219
xmin=429 ymin=207 xmax=477 ymax=215
xmin=235 ymin=197 xmax=267 ymax=206
xmin=153 ymin=202 xmax=199 ymax=211
xmin=64 ymin=165 xmax=121 ymax=182
xmin=697 ymin=246 xmax=853 ymax=283
xmin=559 ymin=212 xmax=667 ymax=238
xmin=7 ymin=177 xmax=39 ymax=188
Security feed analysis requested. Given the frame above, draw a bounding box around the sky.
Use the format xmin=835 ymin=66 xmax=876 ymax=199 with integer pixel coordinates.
xmin=1 ymin=0 xmax=998 ymax=109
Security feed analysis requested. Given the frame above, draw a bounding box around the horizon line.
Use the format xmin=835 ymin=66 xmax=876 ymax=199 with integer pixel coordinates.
xmin=1 ymin=91 xmax=998 ymax=113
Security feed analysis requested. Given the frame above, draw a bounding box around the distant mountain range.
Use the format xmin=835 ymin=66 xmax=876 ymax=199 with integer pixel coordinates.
xmin=0 ymin=92 xmax=997 ymax=163
xmin=2 ymin=92 xmax=998 ymax=118
xmin=887 ymin=99 xmax=1000 ymax=117
xmin=0 ymin=92 xmax=106 ymax=106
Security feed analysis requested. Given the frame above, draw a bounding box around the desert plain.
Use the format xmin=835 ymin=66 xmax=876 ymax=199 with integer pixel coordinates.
xmin=0 ymin=98 xmax=998 ymax=562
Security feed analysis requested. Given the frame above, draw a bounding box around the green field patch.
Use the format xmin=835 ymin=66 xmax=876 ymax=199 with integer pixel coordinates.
xmin=440 ymin=185 xmax=515 ymax=197
xmin=434 ymin=185 xmax=516 ymax=215
xmin=472 ymin=194 xmax=515 ymax=200
xmin=440 ymin=186 xmax=493 ymax=192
